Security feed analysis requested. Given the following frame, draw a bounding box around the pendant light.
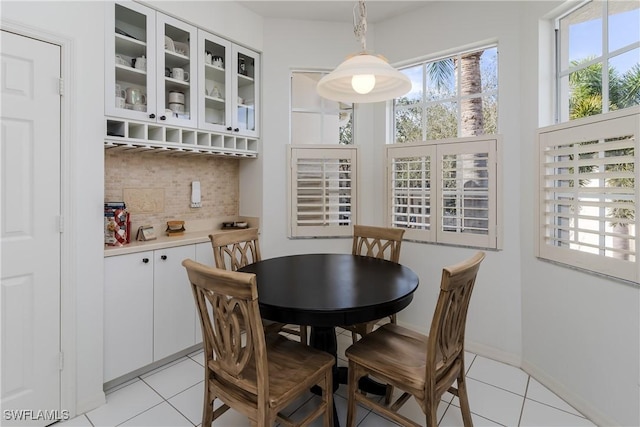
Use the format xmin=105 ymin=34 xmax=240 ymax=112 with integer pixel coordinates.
xmin=317 ymin=0 xmax=411 ymax=103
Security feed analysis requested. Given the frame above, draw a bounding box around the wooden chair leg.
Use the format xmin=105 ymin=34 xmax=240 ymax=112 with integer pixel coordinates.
xmin=346 ymin=361 xmax=360 ymax=427
xmin=300 ymin=325 xmax=308 ymax=345
xmin=324 ymin=369 xmax=334 ymax=427
xmin=457 ymin=372 xmax=474 ymax=427
xmin=426 ymin=401 xmax=439 ymax=427
xmin=384 ymin=383 xmax=394 ymax=405
xmin=202 ymin=383 xmax=214 ymax=427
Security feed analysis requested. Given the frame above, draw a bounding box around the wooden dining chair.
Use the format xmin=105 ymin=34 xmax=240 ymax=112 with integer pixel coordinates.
xmin=209 ymin=228 xmax=308 ymax=344
xmin=345 ymin=251 xmax=486 ymax=427
xmin=183 ymin=259 xmax=334 ymax=427
xmin=345 ymin=225 xmax=406 ymax=342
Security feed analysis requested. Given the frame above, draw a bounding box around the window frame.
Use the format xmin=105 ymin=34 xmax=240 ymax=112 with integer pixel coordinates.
xmin=290 ymin=70 xmax=354 ymax=146
xmin=386 ymin=135 xmax=503 ymax=250
xmin=555 ymin=0 xmax=640 ymax=123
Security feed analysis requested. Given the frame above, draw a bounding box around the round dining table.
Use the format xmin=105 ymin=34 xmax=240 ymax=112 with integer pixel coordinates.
xmin=238 ymin=253 xmax=419 ymax=425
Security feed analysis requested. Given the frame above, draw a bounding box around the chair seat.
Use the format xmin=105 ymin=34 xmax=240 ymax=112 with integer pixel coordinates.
xmin=346 ymin=323 xmax=427 ymax=393
xmin=209 ymin=334 xmax=334 ymax=409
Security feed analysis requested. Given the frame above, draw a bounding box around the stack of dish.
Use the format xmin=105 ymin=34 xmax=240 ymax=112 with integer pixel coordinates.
xmin=168 ymin=91 xmax=185 ymax=114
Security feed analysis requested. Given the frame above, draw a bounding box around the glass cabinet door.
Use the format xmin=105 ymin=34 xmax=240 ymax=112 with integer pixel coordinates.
xmin=197 ymin=30 xmax=232 ymax=133
xmin=106 ymin=1 xmax=156 ymax=121
xmin=233 ymin=45 xmax=260 ymax=137
xmin=156 ymin=14 xmax=197 ymax=128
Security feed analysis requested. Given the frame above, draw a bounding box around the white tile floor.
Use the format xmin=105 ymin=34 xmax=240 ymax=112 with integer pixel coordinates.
xmin=62 ymin=328 xmax=596 ymax=427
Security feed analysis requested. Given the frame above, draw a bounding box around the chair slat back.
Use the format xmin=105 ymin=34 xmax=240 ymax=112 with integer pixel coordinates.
xmin=183 ymin=259 xmax=267 ymax=396
xmin=426 ymin=252 xmax=485 ymax=390
xmin=210 ymin=228 xmax=262 ymax=271
xmin=352 ymin=225 xmax=405 ymax=262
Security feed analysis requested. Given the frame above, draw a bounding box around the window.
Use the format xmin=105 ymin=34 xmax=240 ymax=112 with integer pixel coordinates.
xmin=388 ymin=45 xmax=500 ymax=249
xmin=393 ymin=45 xmax=498 ymax=143
xmin=291 ymin=71 xmax=353 ymax=145
xmin=556 ymin=0 xmax=640 ymax=122
xmin=537 ymin=108 xmax=639 ymax=283
xmin=387 ymin=136 xmax=502 ymax=249
xmin=289 ymin=71 xmax=357 ymax=238
xmin=289 ymin=146 xmax=358 ymax=237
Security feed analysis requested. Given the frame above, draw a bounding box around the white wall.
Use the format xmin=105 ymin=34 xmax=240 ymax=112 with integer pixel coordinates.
xmin=518 ymin=2 xmax=640 ymax=426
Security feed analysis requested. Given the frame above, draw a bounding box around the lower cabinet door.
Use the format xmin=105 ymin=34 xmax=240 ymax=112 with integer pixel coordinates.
xmin=194 ymin=242 xmax=215 ymax=345
xmin=153 ymin=245 xmax=196 ymax=361
xmin=104 ymin=251 xmax=154 ymax=382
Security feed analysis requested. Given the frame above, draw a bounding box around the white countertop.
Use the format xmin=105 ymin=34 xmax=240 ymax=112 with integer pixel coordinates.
xmin=104 ymin=216 xmax=258 ymax=257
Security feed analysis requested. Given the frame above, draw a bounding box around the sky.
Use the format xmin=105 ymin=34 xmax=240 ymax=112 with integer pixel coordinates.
xmin=568 ymin=5 xmax=639 ymax=73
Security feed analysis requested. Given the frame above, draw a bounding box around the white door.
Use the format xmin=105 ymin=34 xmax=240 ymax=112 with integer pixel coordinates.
xmin=1 ymin=31 xmax=62 ymax=426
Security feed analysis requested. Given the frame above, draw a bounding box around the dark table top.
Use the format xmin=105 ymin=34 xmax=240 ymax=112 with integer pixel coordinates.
xmin=238 ymin=253 xmax=419 ymax=327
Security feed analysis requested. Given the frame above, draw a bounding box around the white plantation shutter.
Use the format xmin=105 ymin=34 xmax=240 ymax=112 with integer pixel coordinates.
xmin=388 ymin=145 xmax=436 ymax=242
xmin=387 ymin=136 xmax=501 ymax=248
xmin=289 ymin=145 xmax=358 ymax=237
xmin=437 ymin=139 xmax=497 ymax=248
xmin=537 ymin=108 xmax=640 ymax=283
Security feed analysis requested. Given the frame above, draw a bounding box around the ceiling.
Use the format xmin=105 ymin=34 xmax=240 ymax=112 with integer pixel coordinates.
xmin=237 ymin=1 xmax=430 ymax=24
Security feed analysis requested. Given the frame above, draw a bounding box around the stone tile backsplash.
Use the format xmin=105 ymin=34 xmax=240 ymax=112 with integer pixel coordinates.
xmin=105 ymin=151 xmax=239 ymax=230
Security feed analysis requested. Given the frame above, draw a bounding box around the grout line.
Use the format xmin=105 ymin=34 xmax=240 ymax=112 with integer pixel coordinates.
xmin=525 ymin=396 xmax=590 ymax=420
xmin=517 ymin=375 xmax=531 ymax=426
xmin=164 ymin=395 xmax=198 ymax=427
xmin=464 ymin=375 xmax=528 ymax=398
xmin=113 ymin=400 xmax=166 ymax=427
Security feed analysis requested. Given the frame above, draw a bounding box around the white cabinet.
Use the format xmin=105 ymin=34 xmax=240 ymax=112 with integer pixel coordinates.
xmin=106 ymin=1 xmax=198 ymax=128
xmin=104 ymin=243 xmax=201 ymax=382
xmin=153 ymin=245 xmax=196 ymax=361
xmin=104 ymin=251 xmax=154 ymax=383
xmin=198 ymin=30 xmax=260 ymax=137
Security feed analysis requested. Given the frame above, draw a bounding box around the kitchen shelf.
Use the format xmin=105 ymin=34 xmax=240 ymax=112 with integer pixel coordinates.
xmin=105 ymin=117 xmax=258 ymax=158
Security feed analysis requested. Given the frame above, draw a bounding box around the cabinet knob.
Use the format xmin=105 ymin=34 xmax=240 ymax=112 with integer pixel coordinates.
xmin=160 ymin=115 xmax=167 ymax=121
xmin=161 ymin=255 xmax=167 ymax=260
xmin=142 ymin=258 xmax=149 ymax=264
xmin=226 ymin=126 xmax=233 ymax=131
xmin=234 ymin=128 xmax=239 ymax=132
xmin=149 ymin=113 xmax=156 ymax=119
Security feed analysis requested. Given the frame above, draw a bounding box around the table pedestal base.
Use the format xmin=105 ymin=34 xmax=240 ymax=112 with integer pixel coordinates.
xmin=309 ymin=326 xmax=387 ymax=426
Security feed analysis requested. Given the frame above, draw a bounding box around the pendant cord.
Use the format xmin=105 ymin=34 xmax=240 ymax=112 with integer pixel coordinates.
xmin=353 ymin=0 xmax=367 ymax=52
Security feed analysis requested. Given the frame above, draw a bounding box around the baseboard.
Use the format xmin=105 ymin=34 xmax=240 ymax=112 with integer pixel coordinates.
xmin=522 ymin=359 xmax=616 ymax=427
xmin=464 ymin=339 xmax=522 ymax=367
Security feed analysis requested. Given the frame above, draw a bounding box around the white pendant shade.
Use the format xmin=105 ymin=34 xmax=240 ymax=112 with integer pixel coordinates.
xmin=317 ymin=53 xmax=411 ymax=103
